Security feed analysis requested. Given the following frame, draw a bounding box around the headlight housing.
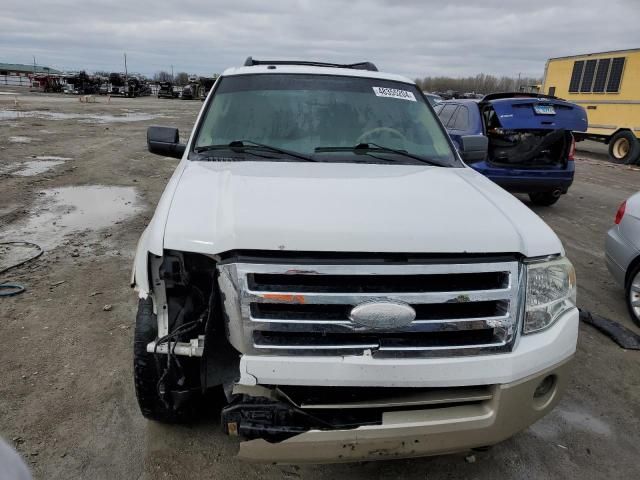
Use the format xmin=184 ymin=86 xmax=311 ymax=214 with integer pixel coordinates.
xmin=524 ymin=256 xmax=576 ymax=334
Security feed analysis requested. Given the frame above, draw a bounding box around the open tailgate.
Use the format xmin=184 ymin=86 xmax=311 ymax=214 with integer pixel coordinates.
xmin=486 ymin=95 xmax=588 ymax=131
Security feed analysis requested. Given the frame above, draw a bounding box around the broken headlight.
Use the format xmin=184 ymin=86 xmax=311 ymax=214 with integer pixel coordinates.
xmin=524 ymin=256 xmax=576 ymax=334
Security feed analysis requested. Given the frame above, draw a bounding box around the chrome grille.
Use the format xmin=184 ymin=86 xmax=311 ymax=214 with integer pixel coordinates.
xmin=217 ymin=260 xmax=522 ymax=357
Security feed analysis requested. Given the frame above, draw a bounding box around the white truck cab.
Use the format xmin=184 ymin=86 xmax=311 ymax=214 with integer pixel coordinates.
xmin=132 ymin=58 xmax=578 ymax=463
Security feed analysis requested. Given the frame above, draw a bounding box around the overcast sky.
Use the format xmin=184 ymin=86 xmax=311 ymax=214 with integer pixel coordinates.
xmin=2 ymin=0 xmax=639 ymax=79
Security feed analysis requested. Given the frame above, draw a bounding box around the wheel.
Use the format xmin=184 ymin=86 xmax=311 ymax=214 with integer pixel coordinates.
xmin=133 ymin=298 xmax=201 ymax=423
xmin=528 ymin=191 xmax=560 ymax=206
xmin=608 ymin=131 xmax=640 ymax=164
xmin=625 ymin=263 xmax=640 ymax=328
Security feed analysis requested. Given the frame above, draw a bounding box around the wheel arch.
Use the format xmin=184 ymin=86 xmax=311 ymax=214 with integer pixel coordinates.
xmin=624 ymin=254 xmax=640 ymax=288
xmin=131 ymin=225 xmax=164 ymax=298
xmin=607 ymin=128 xmax=637 ymax=143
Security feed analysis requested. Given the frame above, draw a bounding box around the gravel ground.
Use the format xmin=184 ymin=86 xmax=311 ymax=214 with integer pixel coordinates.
xmin=1 ymin=91 xmax=639 ymax=480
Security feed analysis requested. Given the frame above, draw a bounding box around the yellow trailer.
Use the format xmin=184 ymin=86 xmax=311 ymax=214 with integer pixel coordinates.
xmin=541 ymin=48 xmax=640 ymax=164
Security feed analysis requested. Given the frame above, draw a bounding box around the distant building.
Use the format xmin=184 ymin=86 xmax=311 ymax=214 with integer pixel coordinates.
xmin=0 ymin=62 xmax=62 ymax=87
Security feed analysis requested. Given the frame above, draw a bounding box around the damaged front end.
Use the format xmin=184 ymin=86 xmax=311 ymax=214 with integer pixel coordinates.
xmin=134 ymin=251 xmax=570 ymax=463
xmin=133 ymin=249 xmax=239 ymax=421
xmin=207 ymin=254 xmax=526 ymax=461
xmin=221 ymin=383 xmax=495 ymax=443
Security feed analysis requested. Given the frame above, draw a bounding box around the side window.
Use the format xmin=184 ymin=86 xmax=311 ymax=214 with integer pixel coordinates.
xmin=580 ymin=59 xmax=598 ymax=92
xmin=433 ymin=103 xmax=444 ymax=115
xmin=606 ymin=57 xmax=625 ymax=93
xmin=451 ymin=106 xmax=470 ymax=131
xmin=568 ymin=61 xmax=584 ymax=93
xmin=592 ymin=59 xmax=611 ymax=92
xmin=437 ymin=104 xmax=457 ymax=127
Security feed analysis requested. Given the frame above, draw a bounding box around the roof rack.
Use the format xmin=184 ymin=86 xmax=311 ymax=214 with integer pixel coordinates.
xmin=243 ymin=57 xmax=378 ymax=72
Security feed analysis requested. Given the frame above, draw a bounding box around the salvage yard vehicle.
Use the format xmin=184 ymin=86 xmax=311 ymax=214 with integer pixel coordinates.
xmin=109 ymin=72 xmax=127 ymax=96
xmin=181 ymin=83 xmax=200 ymax=99
xmin=542 ymin=48 xmax=640 ymax=164
xmin=157 ymin=81 xmax=178 ymax=99
xmin=132 ymin=57 xmax=579 ymax=463
xmin=127 ymin=78 xmax=152 ymax=97
xmin=31 ymin=74 xmax=63 ymax=93
xmin=436 ymin=93 xmax=587 ymax=206
xmin=606 ymin=192 xmax=640 ymax=327
xmin=63 ymin=71 xmax=99 ymax=95
xmin=62 ymin=84 xmax=78 ymax=95
xmin=199 ymin=76 xmax=217 ymax=101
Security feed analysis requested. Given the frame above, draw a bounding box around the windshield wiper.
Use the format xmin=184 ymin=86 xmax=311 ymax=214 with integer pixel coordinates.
xmin=195 ymin=140 xmax=316 ymax=162
xmin=315 ymin=143 xmax=443 ymax=166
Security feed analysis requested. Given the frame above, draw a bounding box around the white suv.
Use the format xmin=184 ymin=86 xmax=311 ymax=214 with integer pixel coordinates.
xmin=132 ymin=58 xmax=578 ymax=463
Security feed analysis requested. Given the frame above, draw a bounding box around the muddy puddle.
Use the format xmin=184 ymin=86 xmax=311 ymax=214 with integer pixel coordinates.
xmin=0 ymin=110 xmax=159 ymax=123
xmin=13 ymin=160 xmax=66 ymax=176
xmin=0 ymin=185 xmax=143 ymax=252
xmin=1 ymin=156 xmax=71 ymax=176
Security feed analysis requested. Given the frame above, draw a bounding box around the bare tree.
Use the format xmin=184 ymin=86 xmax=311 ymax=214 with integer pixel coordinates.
xmin=153 ymin=71 xmax=172 ymax=82
xmin=416 ymin=74 xmax=542 ymax=95
xmin=174 ymin=72 xmax=189 ymax=86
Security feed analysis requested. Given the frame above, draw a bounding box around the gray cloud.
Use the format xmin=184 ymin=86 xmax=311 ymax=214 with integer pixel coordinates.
xmin=1 ymin=0 xmax=639 ymax=79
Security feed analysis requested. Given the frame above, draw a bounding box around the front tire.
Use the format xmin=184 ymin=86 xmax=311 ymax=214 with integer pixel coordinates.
xmin=133 ymin=298 xmax=201 ymax=423
xmin=625 ymin=264 xmax=640 ymax=328
xmin=528 ymin=191 xmax=560 ymax=206
xmin=609 ymin=130 xmax=640 ymax=164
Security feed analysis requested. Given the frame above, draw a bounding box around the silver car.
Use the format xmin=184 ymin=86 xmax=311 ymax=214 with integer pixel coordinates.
xmin=606 ymin=191 xmax=640 ymax=326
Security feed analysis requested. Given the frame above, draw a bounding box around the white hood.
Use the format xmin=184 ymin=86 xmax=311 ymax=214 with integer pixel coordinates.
xmin=161 ymin=161 xmax=562 ymax=258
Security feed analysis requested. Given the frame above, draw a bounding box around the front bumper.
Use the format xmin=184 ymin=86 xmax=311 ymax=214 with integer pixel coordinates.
xmin=237 ymin=358 xmax=572 ymax=463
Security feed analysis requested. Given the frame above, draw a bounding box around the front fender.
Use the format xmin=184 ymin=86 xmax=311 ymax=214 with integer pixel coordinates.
xmin=131 ymin=227 xmax=152 ymax=297
xmin=131 ymin=158 xmax=190 ymax=296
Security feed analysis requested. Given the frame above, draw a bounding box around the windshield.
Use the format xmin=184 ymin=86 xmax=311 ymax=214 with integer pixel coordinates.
xmin=193 ymin=74 xmax=459 ymax=166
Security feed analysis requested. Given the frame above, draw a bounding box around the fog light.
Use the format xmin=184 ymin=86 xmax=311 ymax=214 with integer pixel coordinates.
xmin=534 ymin=375 xmax=556 ymax=398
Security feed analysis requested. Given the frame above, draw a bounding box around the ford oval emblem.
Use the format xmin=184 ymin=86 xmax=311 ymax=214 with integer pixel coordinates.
xmin=349 ymin=301 xmax=416 ymax=329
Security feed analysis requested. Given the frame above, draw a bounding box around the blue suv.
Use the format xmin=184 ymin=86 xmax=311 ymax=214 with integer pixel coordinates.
xmin=435 ymin=93 xmax=587 ymax=206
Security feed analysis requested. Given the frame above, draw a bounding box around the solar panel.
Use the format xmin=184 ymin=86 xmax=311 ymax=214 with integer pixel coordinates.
xmin=569 ymin=61 xmax=584 ymax=92
xmin=606 ymin=57 xmax=626 ymax=93
xmin=580 ymin=59 xmax=597 ymax=92
xmin=592 ymin=58 xmax=611 ymax=93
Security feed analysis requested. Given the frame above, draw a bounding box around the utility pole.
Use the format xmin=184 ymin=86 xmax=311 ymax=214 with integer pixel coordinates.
xmin=171 ymin=65 xmax=174 ymax=82
xmin=124 ymin=53 xmax=128 ymax=95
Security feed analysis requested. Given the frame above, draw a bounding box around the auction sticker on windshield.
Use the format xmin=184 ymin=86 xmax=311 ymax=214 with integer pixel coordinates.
xmin=372 ymin=86 xmax=417 ymax=101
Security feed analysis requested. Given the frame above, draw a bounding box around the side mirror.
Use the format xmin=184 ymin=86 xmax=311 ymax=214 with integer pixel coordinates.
xmin=147 ymin=126 xmax=186 ymax=159
xmin=459 ymin=135 xmax=488 ymax=163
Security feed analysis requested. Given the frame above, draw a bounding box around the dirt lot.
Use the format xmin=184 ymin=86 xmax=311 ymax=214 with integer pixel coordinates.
xmin=1 ymin=91 xmax=639 ymax=480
